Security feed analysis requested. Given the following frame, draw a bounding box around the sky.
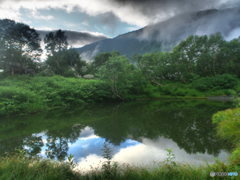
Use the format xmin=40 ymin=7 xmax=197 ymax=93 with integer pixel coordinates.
xmin=0 ymin=0 xmax=239 ymax=38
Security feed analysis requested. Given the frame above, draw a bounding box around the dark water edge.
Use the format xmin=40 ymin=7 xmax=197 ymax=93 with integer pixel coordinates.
xmin=0 ymin=99 xmax=234 ymax=169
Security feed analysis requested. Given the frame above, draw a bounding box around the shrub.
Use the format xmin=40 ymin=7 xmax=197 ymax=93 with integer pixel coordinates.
xmin=0 ymin=86 xmax=45 ymax=115
xmin=212 ymin=108 xmax=240 ymax=142
xmin=212 ymin=108 xmax=240 ymax=167
xmin=192 ymin=74 xmax=238 ymax=91
xmin=230 ymin=147 xmax=240 ymax=168
xmin=158 ymin=84 xmax=201 ymax=97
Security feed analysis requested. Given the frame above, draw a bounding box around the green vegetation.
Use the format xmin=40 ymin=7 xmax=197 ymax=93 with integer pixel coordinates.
xmin=0 ymin=154 xmax=78 ymax=180
xmin=146 ymin=74 xmax=240 ymax=98
xmin=213 ymin=107 xmax=240 ymax=171
xmin=1 ymin=74 xmax=239 ymax=116
xmin=0 ymin=76 xmax=116 ymax=116
xmin=0 ymin=20 xmax=41 ymax=75
xmin=97 ymin=55 xmax=146 ymax=99
xmin=0 ymin=152 xmax=238 ymax=180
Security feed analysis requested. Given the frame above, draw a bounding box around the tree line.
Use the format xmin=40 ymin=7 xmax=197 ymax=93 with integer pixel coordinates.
xmin=1 ymin=19 xmax=240 ymax=86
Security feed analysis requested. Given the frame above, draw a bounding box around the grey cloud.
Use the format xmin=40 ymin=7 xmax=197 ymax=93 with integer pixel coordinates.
xmin=98 ymin=12 xmax=122 ymax=33
xmin=77 ymin=7 xmax=240 ymax=59
xmin=1 ymin=0 xmax=240 ymax=28
xmin=112 ymin=0 xmax=240 ymax=22
xmin=136 ymin=8 xmax=240 ymax=43
xmin=98 ymin=12 xmax=119 ymax=28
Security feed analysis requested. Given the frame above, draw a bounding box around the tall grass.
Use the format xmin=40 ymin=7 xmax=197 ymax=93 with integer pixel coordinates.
xmin=0 ymin=155 xmax=78 ymax=180
xmin=0 ymin=154 xmax=238 ymax=180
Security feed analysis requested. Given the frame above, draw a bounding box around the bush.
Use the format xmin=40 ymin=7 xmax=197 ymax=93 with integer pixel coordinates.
xmin=0 ymin=86 xmax=45 ymax=115
xmin=158 ymin=84 xmax=201 ymax=97
xmin=230 ymin=147 xmax=240 ymax=169
xmin=212 ymin=108 xmax=240 ymax=143
xmin=212 ymin=108 xmax=240 ymax=167
xmin=192 ymin=74 xmax=239 ymax=91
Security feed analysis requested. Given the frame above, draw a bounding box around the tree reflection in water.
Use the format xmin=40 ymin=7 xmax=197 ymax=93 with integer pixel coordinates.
xmin=46 ymin=136 xmax=68 ymax=161
xmin=0 ymin=100 xmax=233 ymax=162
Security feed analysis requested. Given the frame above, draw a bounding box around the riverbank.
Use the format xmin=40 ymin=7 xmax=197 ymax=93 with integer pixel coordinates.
xmin=0 ymin=75 xmax=239 ymax=116
xmin=0 ymin=152 xmax=238 ymax=180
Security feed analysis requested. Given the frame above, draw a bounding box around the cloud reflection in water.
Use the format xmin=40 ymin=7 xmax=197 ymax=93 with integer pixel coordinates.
xmin=26 ymin=126 xmax=229 ymax=172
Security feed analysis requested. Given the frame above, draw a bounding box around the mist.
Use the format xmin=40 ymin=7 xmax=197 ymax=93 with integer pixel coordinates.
xmin=138 ymin=8 xmax=240 ymax=43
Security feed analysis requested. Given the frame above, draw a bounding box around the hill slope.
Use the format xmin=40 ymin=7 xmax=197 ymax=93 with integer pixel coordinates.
xmin=76 ymin=8 xmax=240 ymax=60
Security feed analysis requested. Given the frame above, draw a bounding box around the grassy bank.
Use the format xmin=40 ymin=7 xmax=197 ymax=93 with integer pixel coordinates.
xmin=1 ymin=75 xmax=239 ymax=116
xmin=0 ymin=154 xmax=237 ymax=180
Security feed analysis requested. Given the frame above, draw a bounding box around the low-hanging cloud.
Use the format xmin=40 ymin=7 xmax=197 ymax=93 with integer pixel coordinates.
xmin=112 ymin=0 xmax=240 ymax=23
xmin=1 ymin=0 xmax=240 ymax=28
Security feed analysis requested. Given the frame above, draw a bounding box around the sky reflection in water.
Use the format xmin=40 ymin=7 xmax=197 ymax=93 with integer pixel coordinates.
xmin=26 ymin=126 xmax=229 ymax=172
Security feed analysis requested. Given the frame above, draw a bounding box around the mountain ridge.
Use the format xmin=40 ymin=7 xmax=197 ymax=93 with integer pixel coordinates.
xmin=76 ymin=7 xmax=240 ymax=60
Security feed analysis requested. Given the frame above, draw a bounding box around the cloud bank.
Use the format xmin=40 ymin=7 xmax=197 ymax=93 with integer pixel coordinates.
xmin=0 ymin=0 xmax=239 ymax=28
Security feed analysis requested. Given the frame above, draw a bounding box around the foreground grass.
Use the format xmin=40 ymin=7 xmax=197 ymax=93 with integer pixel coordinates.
xmin=0 ymin=154 xmax=238 ymax=180
xmin=0 ymin=155 xmax=78 ymax=180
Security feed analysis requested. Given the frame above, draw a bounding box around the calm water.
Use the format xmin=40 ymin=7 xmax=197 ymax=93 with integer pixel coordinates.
xmin=0 ymin=100 xmax=233 ymax=170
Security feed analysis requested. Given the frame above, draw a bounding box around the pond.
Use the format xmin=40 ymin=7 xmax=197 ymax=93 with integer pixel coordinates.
xmin=0 ymin=100 xmax=233 ymax=171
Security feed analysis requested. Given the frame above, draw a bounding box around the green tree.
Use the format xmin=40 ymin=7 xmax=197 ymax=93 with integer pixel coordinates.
xmin=172 ymin=34 xmax=226 ymax=80
xmin=46 ymin=49 xmax=86 ymax=77
xmin=90 ymin=52 xmax=120 ymax=74
xmin=172 ymin=35 xmax=204 ymax=81
xmin=44 ymin=30 xmax=85 ymax=77
xmin=97 ymin=55 xmax=137 ymax=99
xmin=136 ymin=52 xmax=173 ymax=85
xmin=0 ymin=19 xmax=41 ymax=75
xmin=195 ymin=34 xmax=226 ymax=76
xmin=218 ymin=38 xmax=240 ymax=76
xmin=44 ymin=30 xmax=68 ymax=56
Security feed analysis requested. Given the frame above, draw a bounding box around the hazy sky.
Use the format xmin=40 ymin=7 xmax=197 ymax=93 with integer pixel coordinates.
xmin=0 ymin=0 xmax=239 ymax=37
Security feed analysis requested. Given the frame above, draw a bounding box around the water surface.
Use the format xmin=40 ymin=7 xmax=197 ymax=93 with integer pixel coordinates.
xmin=0 ymin=100 xmax=232 ymax=170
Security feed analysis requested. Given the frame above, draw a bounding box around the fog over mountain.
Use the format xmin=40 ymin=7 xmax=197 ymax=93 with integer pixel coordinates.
xmin=76 ymin=7 xmax=240 ymax=60
xmin=37 ymin=30 xmax=107 ymax=48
